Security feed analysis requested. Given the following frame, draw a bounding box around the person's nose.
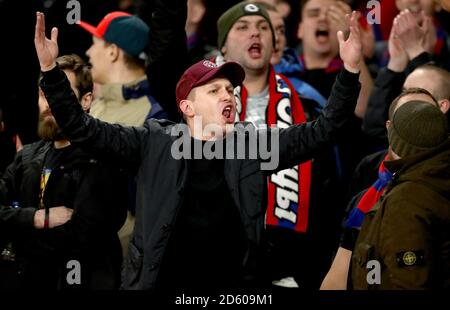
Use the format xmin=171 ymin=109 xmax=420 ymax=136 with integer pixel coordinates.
xmin=85 ymin=45 xmax=92 ymax=58
xmin=221 ymin=88 xmax=233 ymax=102
xmin=319 ymin=8 xmax=327 ymax=21
xmin=250 ymin=24 xmax=261 ymax=38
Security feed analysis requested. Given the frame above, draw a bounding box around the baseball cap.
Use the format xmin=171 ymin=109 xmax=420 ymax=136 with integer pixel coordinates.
xmin=176 ymin=60 xmax=245 ymax=104
xmin=78 ymin=11 xmax=149 ymax=58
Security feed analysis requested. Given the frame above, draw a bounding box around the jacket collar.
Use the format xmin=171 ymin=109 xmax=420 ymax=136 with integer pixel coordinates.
xmin=99 ymin=76 xmax=148 ymax=102
xmin=384 ymin=139 xmax=450 ymax=174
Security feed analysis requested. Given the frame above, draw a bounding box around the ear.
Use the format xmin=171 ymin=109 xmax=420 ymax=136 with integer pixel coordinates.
xmin=221 ymin=44 xmax=227 ymax=56
xmin=109 ymin=44 xmax=120 ymax=62
xmin=439 ymin=99 xmax=450 ymax=114
xmin=385 ymin=119 xmax=391 ymax=129
xmin=297 ymin=21 xmax=304 ymax=40
xmin=80 ymin=92 xmax=93 ymax=112
xmin=179 ymin=99 xmax=195 ymax=118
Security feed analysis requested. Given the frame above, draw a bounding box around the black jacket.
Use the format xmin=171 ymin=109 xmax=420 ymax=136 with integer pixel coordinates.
xmin=39 ymin=66 xmax=360 ymax=290
xmin=0 ymin=140 xmax=127 ymax=289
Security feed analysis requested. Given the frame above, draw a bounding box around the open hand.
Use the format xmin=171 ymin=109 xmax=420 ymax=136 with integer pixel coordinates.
xmin=421 ymin=13 xmax=437 ymax=55
xmin=393 ymin=9 xmax=426 ymax=60
xmin=327 ymin=1 xmax=352 ymax=36
xmin=338 ymin=11 xmax=362 ymax=73
xmin=34 ymin=11 xmax=59 ymax=72
xmin=387 ymin=19 xmax=408 ymax=72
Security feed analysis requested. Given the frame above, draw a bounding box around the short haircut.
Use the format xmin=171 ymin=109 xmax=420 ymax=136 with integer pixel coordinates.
xmin=104 ymin=41 xmax=146 ymax=71
xmin=415 ymin=65 xmax=450 ymax=100
xmin=389 ymin=88 xmax=439 ymax=121
xmin=56 ymin=54 xmax=93 ymax=99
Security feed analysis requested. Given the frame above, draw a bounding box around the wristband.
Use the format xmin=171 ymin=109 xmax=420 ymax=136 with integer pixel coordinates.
xmin=44 ymin=207 xmax=49 ymax=229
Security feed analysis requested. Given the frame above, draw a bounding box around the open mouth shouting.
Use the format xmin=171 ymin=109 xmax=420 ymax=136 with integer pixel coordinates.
xmin=315 ymin=27 xmax=329 ymax=44
xmin=222 ymin=104 xmax=235 ymax=123
xmin=248 ymin=43 xmax=262 ymax=59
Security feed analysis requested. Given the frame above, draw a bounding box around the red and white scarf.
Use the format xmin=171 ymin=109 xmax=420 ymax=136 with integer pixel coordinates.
xmin=236 ymin=65 xmax=312 ymax=233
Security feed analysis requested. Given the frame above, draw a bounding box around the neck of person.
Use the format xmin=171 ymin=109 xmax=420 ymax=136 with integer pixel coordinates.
xmin=105 ymin=64 xmax=146 ymax=84
xmin=53 ymin=139 xmax=71 ymax=149
xmin=187 ymin=122 xmax=233 ymax=141
xmin=303 ymin=48 xmax=337 ymax=70
xmin=243 ymin=67 xmax=270 ymax=96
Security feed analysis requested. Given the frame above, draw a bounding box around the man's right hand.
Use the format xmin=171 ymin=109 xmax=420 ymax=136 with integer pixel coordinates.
xmin=34 ymin=206 xmax=74 ymax=229
xmin=387 ymin=18 xmax=408 ymax=72
xmin=34 ymin=11 xmax=59 ymax=72
xmin=338 ymin=11 xmax=362 ymax=74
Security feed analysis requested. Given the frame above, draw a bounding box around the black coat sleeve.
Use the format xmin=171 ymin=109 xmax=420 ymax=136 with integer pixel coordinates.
xmin=27 ymin=161 xmax=127 ymax=254
xmin=0 ymin=151 xmax=36 ymax=235
xmin=40 ymin=67 xmax=149 ymax=168
xmin=263 ymin=69 xmax=360 ymax=172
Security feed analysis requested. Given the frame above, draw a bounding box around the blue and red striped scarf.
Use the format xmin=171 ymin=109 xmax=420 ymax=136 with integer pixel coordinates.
xmin=345 ymin=154 xmax=393 ymax=229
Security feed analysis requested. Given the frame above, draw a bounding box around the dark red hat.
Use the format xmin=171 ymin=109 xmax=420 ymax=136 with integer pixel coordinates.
xmin=176 ymin=60 xmax=245 ymax=104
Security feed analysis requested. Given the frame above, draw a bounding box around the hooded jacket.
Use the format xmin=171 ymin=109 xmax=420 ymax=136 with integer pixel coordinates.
xmin=351 ymin=140 xmax=450 ymax=289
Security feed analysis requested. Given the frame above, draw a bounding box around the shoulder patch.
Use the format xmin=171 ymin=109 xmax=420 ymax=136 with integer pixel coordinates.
xmin=396 ymin=250 xmax=425 ymax=267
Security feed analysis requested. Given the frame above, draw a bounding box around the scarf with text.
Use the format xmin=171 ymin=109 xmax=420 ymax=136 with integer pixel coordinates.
xmin=237 ymin=66 xmax=312 ymax=232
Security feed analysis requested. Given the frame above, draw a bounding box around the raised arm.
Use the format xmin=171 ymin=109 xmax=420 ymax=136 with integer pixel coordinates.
xmin=34 ymin=12 xmax=147 ymax=166
xmin=362 ymin=10 xmax=433 ymax=144
xmin=272 ymin=11 xmax=362 ymax=172
xmin=362 ymin=19 xmax=408 ymax=142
